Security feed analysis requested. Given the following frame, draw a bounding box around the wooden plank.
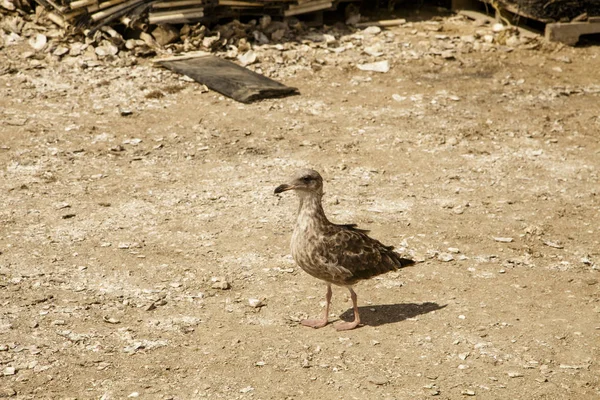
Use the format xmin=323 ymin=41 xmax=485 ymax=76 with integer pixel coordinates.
xmin=157 ymin=55 xmax=299 ymax=103
xmin=458 ymin=9 xmax=539 ymax=39
xmin=152 ymin=0 xmax=206 ymax=9
xmin=284 ymin=1 xmax=331 ymax=17
xmin=355 ymin=18 xmax=406 ymax=28
xmin=545 ymin=21 xmax=600 ymax=45
xmin=148 ymin=8 xmax=205 ymax=24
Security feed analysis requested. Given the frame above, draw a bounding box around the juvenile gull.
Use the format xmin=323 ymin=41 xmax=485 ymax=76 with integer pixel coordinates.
xmin=275 ymin=169 xmax=415 ymax=331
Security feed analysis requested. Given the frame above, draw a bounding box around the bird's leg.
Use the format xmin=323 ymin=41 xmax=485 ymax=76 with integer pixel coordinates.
xmin=301 ymin=284 xmax=332 ymax=329
xmin=334 ymin=287 xmax=361 ymax=331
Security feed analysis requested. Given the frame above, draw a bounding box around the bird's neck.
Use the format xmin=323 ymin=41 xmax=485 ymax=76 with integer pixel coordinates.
xmin=296 ymin=193 xmax=329 ymax=231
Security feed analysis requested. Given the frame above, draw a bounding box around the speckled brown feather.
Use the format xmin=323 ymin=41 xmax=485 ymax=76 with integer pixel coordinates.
xmin=282 ymin=169 xmax=415 ymax=287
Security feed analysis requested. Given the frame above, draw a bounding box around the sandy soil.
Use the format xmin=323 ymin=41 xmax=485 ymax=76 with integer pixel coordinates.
xmin=1 ymin=9 xmax=600 ymax=400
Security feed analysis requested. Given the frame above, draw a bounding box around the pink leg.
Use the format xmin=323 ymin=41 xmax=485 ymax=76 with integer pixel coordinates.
xmin=334 ymin=287 xmax=361 ymax=331
xmin=301 ymin=284 xmax=332 ymax=329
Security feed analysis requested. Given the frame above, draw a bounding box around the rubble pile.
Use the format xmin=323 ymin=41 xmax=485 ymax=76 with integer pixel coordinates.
xmin=497 ymin=0 xmax=600 ymax=22
xmin=1 ymin=0 xmax=356 ymax=34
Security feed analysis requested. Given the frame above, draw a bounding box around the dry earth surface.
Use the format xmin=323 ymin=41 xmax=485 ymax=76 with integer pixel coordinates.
xmin=1 ymin=8 xmax=600 ymax=400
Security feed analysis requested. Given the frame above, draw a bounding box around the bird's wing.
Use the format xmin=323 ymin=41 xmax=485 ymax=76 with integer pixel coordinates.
xmin=315 ymin=226 xmax=409 ymax=283
xmin=334 ymin=223 xmax=370 ymax=234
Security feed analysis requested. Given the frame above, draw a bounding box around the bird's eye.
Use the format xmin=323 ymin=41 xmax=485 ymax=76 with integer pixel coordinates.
xmin=301 ymin=176 xmax=311 ymax=183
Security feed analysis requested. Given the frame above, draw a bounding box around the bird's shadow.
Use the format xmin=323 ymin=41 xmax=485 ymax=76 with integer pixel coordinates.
xmin=339 ymin=302 xmax=446 ymax=327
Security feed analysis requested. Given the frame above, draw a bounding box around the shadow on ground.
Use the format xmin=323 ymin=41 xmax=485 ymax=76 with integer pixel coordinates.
xmin=339 ymin=302 xmax=447 ymax=327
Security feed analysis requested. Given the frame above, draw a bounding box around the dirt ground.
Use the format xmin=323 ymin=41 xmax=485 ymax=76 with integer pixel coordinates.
xmin=1 ymin=8 xmax=600 ymax=400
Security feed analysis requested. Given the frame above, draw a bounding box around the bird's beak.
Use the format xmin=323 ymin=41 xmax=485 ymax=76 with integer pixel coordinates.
xmin=274 ymin=183 xmax=295 ymax=194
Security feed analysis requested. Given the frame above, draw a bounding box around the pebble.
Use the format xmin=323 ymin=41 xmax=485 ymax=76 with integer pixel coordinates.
xmin=238 ymin=50 xmax=257 ymax=66
xmin=493 ymin=237 xmax=514 ymax=243
xmin=507 ymin=371 xmax=523 ymax=378
xmin=103 ymin=316 xmax=120 ymax=324
xmin=438 ymin=253 xmax=454 ymax=262
xmin=28 ymin=33 xmax=47 ymax=51
xmin=357 ymin=60 xmax=390 ymax=73
xmin=543 ymin=240 xmax=563 ymax=249
xmin=211 ymin=277 xmax=231 ymax=290
xmin=248 ymin=298 xmax=263 ymax=308
xmin=492 ymin=23 xmax=505 ymax=32
xmin=363 ymin=26 xmax=382 ymax=35
xmin=462 ymin=389 xmax=476 ymax=396
xmin=581 ymin=257 xmax=593 ymax=265
xmin=3 ymin=367 xmax=16 ymax=376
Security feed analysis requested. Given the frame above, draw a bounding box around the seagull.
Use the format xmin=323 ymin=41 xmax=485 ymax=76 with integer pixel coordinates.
xmin=274 ymin=169 xmax=415 ymax=331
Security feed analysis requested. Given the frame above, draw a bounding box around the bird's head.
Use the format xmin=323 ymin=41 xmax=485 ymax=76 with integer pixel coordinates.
xmin=274 ymin=169 xmax=324 ymax=196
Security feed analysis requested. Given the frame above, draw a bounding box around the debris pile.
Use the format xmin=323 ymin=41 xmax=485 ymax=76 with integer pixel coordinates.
xmin=496 ymin=0 xmax=600 ymax=22
xmin=1 ymin=0 xmax=354 ymax=34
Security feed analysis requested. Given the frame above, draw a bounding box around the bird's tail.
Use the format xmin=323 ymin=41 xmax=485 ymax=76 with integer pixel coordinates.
xmin=398 ymin=257 xmax=416 ymax=267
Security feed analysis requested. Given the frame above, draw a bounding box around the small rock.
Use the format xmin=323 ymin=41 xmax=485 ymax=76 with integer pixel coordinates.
xmin=448 ymin=247 xmax=460 ymax=254
xmin=103 ymin=316 xmax=120 ymax=324
xmin=462 ymin=389 xmax=476 ymax=396
xmin=119 ymin=108 xmax=133 ymax=117
xmin=543 ymin=240 xmax=563 ymax=249
xmin=458 ymin=352 xmax=469 ymax=360
xmin=211 ymin=277 xmax=231 ymax=290
xmin=128 ymin=393 xmax=139 ymax=398
xmin=28 ymin=34 xmax=47 ymax=51
xmin=145 ymin=298 xmax=167 ymax=311
xmin=69 ymin=42 xmax=85 ymax=56
xmin=53 ymin=46 xmax=69 ymax=57
xmin=581 ymin=257 xmax=593 ymax=265
xmin=438 ymin=253 xmax=454 ymax=262
xmin=357 ymin=60 xmax=390 ymax=73
xmin=392 ymin=94 xmax=407 ymax=102
xmin=505 ymin=35 xmax=520 ymax=47
xmin=151 ymin=24 xmax=179 ymax=46
xmin=95 ymin=42 xmax=119 ymax=57
xmin=363 ymin=26 xmax=382 ymax=35
xmin=55 ymin=202 xmax=71 ymax=210
xmin=508 ymin=371 xmax=523 ymax=378
xmin=452 ymin=206 xmax=464 ymax=214
xmin=3 ymin=367 xmax=16 ymax=376
xmin=51 ymin=320 xmax=66 ymax=326
xmin=494 ymin=237 xmax=514 ymax=243
xmin=240 ymin=386 xmax=254 ymax=393
xmin=252 ymin=30 xmax=269 ymax=44
xmin=238 ymin=50 xmax=257 ymax=66
xmin=364 ymin=44 xmax=384 ymax=57
xmin=248 ymin=298 xmax=263 ymax=308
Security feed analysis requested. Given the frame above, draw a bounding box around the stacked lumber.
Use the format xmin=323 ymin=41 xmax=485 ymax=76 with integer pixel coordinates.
xmin=495 ymin=0 xmax=600 ymax=22
xmin=30 ymin=0 xmax=344 ymax=31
